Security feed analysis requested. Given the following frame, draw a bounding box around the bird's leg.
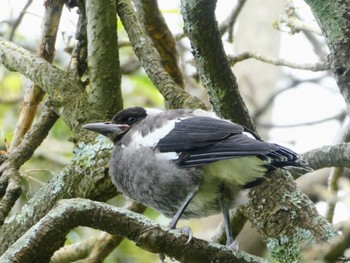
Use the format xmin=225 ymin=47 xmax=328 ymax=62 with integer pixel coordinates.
xmin=219 ymin=198 xmax=238 ymax=250
xmin=159 ymin=187 xmax=199 ymax=263
xmin=167 ymin=186 xmax=199 ymax=230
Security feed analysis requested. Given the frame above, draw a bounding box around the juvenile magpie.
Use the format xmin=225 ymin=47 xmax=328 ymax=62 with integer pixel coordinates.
xmin=83 ymin=107 xmax=309 ymax=248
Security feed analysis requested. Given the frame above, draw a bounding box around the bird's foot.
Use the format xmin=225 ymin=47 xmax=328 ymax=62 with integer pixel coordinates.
xmin=227 ymin=238 xmax=239 ymax=252
xmin=167 ymin=226 xmax=193 ymax=244
xmin=159 ymin=227 xmax=193 ymax=262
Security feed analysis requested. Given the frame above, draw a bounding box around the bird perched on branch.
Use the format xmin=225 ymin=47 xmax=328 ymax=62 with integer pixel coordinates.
xmin=83 ymin=106 xmax=309 ymax=248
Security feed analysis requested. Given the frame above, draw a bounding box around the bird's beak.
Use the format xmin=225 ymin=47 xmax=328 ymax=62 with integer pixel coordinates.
xmin=83 ymin=122 xmax=130 ymax=141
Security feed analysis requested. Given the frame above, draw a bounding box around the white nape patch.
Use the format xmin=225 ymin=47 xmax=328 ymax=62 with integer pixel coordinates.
xmin=193 ymin=109 xmax=220 ymax=119
xmin=243 ymin=131 xmax=257 ymax=140
xmin=145 ymin=108 xmax=163 ymax=116
xmin=155 ymin=151 xmax=179 ymax=160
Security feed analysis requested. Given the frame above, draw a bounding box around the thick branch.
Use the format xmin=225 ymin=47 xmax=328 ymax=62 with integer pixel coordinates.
xmin=0 ymin=37 xmax=91 ymax=134
xmin=245 ymin=170 xmax=335 ymax=262
xmin=180 ymin=0 xmax=254 ymax=129
xmin=86 ymin=0 xmax=123 ymax=118
xmin=0 ymin=198 xmax=266 ymax=263
xmin=52 ymin=202 xmax=146 ymax=262
xmin=304 ymin=1 xmax=350 ymax=118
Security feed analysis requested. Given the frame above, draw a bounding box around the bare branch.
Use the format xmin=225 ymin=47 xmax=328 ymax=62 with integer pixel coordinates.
xmin=219 ymin=0 xmax=247 ymax=42
xmin=277 ymin=14 xmax=322 ymax=36
xmin=325 ymin=167 xmax=344 ymax=223
xmin=8 ymin=0 xmax=33 ymax=41
xmin=228 ymin=52 xmax=329 ymax=71
xmin=258 ymin=111 xmax=346 ymax=129
xmin=0 ymin=168 xmax=21 ymax=225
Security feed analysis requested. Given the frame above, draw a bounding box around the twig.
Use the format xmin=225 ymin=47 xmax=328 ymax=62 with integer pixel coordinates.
xmin=9 ymin=0 xmax=64 ymax=152
xmin=277 ymin=14 xmax=322 ymax=36
xmin=228 ymin=52 xmax=329 ymax=71
xmin=219 ymin=0 xmax=247 ymax=42
xmin=252 ymin=75 xmax=326 ymax=121
xmin=258 ymin=111 xmax=346 ymax=129
xmin=0 ymin=167 xmax=22 ymax=225
xmin=325 ymin=167 xmax=344 ymax=223
xmin=325 ymin=119 xmax=350 ymax=223
xmin=8 ymin=0 xmax=34 ymax=41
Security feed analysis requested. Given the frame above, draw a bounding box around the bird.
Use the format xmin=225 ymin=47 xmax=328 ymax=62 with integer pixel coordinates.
xmin=83 ymin=106 xmax=310 ymax=249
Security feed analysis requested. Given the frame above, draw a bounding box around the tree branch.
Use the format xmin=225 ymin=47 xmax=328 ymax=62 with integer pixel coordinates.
xmin=0 ymin=137 xmax=116 ymax=255
xmin=301 ymin=143 xmax=350 ymax=170
xmin=86 ymin=0 xmax=123 ymax=118
xmin=8 ymin=0 xmax=33 ymax=41
xmin=51 ymin=201 xmax=146 ymax=262
xmin=181 ymin=0 xmax=254 ymax=129
xmin=10 ymin=0 xmax=64 ymax=152
xmin=245 ymin=169 xmax=335 ymax=262
xmin=0 ymin=37 xmax=92 ymax=134
xmin=117 ymin=0 xmax=206 ymax=110
xmin=0 ymin=106 xmax=58 ymax=200
xmin=304 ymin=1 xmax=350 ymax=119
xmin=0 ymin=198 xmax=266 ymax=263
xmin=134 ymin=0 xmax=185 ymax=88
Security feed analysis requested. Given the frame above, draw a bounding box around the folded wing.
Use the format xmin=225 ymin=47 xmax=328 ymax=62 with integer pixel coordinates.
xmin=155 ymin=116 xmax=299 ymax=168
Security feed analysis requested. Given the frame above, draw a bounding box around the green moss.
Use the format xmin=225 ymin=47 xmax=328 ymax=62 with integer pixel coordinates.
xmin=267 ymin=228 xmax=316 ymax=263
xmin=72 ymin=135 xmax=113 ymax=169
xmin=305 ymin=0 xmax=345 ymax=42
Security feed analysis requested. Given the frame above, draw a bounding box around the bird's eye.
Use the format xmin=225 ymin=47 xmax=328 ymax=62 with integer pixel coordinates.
xmin=126 ymin=116 xmax=136 ymax=124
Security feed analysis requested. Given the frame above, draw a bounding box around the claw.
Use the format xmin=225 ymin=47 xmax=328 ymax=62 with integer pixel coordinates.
xmin=227 ymin=239 xmax=239 ymax=251
xmin=174 ymin=227 xmax=193 ymax=244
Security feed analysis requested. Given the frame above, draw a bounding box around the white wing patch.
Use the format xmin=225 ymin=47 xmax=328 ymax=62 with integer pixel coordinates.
xmin=128 ymin=117 xmax=190 ymax=149
xmin=243 ymin=131 xmax=257 ymax=140
xmin=155 ymin=151 xmax=179 ymax=160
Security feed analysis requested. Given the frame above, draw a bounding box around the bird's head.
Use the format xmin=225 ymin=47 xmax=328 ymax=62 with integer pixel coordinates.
xmin=83 ymin=107 xmax=149 ymax=143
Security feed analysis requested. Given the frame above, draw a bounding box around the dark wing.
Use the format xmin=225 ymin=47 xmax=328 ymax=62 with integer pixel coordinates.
xmin=156 ymin=116 xmax=299 ymax=168
xmin=156 ymin=116 xmax=244 ymax=152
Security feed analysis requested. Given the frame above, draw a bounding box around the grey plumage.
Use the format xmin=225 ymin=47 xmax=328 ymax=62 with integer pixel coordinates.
xmin=83 ymin=106 xmax=310 ymax=248
xmin=110 ymin=147 xmax=203 ymax=218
